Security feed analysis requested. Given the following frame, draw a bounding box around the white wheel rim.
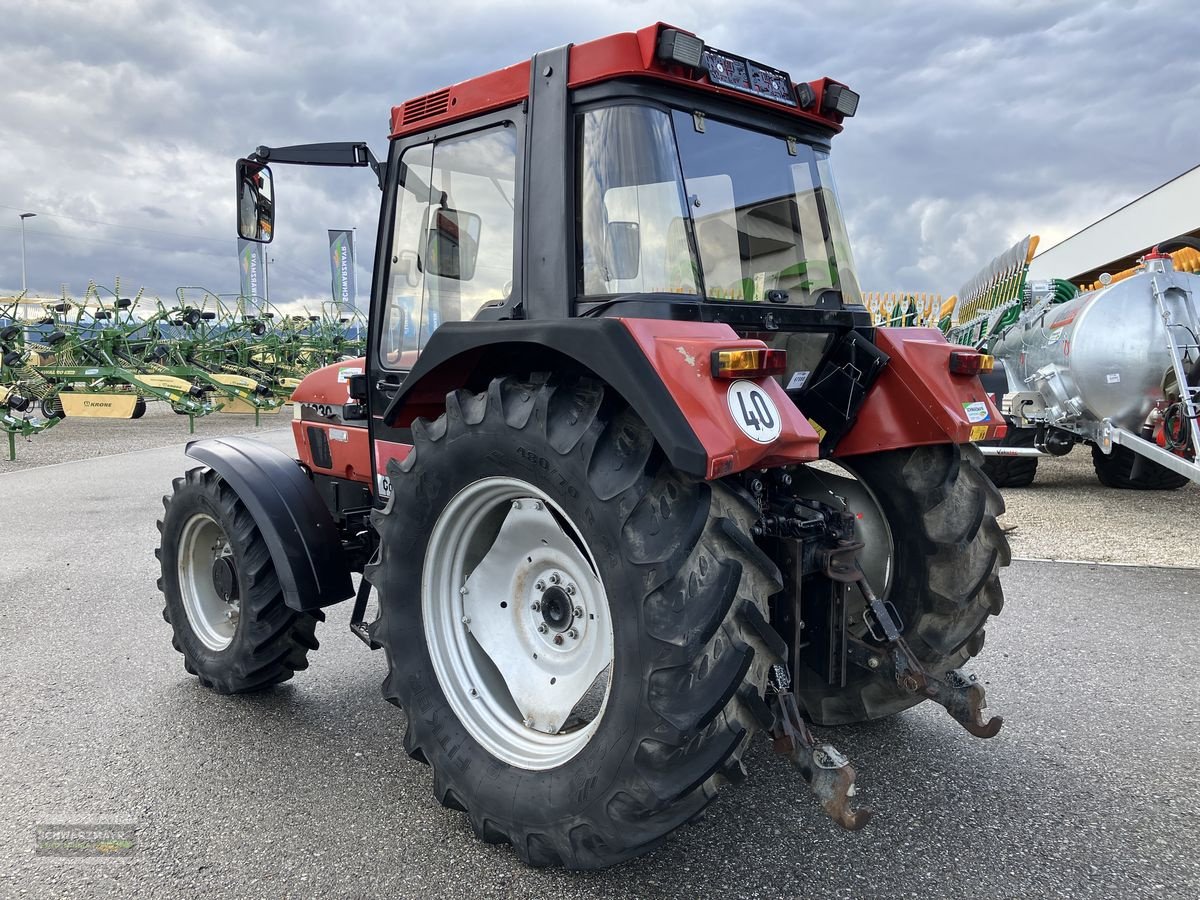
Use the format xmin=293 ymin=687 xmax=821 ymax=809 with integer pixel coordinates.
xmin=422 ymin=477 xmax=615 ymax=770
xmin=177 ymin=512 xmax=240 ymax=651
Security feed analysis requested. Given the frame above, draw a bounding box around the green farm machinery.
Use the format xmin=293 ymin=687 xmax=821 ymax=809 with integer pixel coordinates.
xmin=1 ymin=282 xmax=367 ymax=459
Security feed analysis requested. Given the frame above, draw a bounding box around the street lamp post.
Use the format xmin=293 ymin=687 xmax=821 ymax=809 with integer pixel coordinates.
xmin=19 ymin=212 xmax=36 ymax=295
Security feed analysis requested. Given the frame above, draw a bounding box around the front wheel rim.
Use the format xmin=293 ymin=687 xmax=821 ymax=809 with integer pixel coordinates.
xmin=177 ymin=512 xmax=240 ymax=651
xmin=422 ymin=476 xmax=615 ymax=771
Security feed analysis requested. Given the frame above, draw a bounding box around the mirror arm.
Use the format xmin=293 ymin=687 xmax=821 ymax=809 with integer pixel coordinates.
xmin=249 ymin=142 xmax=387 ymax=191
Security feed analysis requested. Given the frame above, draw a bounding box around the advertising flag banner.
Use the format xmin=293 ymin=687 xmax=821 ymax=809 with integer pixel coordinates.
xmin=328 ymin=229 xmax=357 ymax=306
xmin=238 ymin=238 xmax=265 ymax=301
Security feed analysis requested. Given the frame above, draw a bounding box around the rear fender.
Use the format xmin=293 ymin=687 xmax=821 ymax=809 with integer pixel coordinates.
xmin=382 ymin=318 xmax=821 ymax=479
xmin=833 ymin=327 xmax=1005 ymax=458
xmin=185 ymin=437 xmax=354 ymax=611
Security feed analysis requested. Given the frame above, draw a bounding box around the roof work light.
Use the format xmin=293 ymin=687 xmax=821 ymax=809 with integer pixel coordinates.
xmin=657 ymin=29 xmax=706 ymax=69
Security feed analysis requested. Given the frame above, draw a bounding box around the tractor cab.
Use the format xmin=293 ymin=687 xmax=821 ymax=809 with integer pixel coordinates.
xmin=236 ymin=24 xmax=869 ymax=399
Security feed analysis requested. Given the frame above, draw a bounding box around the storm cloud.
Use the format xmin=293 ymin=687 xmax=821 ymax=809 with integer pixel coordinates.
xmin=2 ymin=0 xmax=1196 ymax=307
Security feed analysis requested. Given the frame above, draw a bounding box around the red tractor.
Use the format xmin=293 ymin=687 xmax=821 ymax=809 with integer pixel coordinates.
xmin=158 ymin=24 xmax=1009 ymax=869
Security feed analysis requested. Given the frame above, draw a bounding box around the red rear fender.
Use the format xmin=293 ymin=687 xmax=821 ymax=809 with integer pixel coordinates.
xmin=834 ymin=328 xmax=1005 ymax=458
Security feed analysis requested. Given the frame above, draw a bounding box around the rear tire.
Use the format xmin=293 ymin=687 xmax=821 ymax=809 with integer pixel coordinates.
xmin=794 ymin=444 xmax=1009 ymax=725
xmin=1091 ymin=444 xmax=1189 ymax=490
xmin=131 ymin=397 xmax=147 ymax=419
xmin=368 ymin=376 xmax=784 ymax=869
xmin=980 ymin=425 xmax=1039 ymax=488
xmin=156 ymin=467 xmax=322 ymax=693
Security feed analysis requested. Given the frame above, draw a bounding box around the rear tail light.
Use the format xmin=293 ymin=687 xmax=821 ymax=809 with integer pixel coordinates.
xmin=711 ymin=348 xmax=787 ymax=379
xmin=948 ymin=352 xmax=994 ymax=375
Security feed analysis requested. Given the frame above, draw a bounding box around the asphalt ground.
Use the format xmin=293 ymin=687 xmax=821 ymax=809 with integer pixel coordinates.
xmin=1 ymin=433 xmax=1198 ymax=898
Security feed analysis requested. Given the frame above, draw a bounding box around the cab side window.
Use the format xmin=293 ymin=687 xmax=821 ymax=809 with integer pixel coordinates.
xmin=381 ymin=124 xmax=517 ymax=367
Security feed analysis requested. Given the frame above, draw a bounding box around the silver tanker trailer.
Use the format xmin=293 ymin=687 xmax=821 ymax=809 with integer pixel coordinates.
xmin=971 ymin=237 xmax=1200 ymax=490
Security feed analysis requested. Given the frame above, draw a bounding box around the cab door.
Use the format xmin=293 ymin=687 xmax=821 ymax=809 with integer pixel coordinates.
xmin=368 ymin=111 xmax=524 ymax=498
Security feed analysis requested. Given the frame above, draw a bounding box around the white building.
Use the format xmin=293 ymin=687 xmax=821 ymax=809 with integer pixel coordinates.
xmin=1027 ymin=163 xmax=1200 ymax=285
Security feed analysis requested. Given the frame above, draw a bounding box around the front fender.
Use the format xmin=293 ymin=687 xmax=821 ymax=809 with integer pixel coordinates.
xmin=185 ymin=436 xmax=354 ymax=611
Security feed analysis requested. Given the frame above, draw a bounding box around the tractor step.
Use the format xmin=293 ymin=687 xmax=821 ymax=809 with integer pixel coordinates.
xmin=348 ymin=577 xmax=380 ymax=649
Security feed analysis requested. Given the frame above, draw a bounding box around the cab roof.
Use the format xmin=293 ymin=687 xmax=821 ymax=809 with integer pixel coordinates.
xmin=389 ymin=23 xmax=850 ymax=139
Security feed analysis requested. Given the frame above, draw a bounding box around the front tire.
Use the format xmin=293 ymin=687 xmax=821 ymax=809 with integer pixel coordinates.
xmin=368 ymin=376 xmax=784 ymax=869
xmin=156 ymin=467 xmax=322 ymax=693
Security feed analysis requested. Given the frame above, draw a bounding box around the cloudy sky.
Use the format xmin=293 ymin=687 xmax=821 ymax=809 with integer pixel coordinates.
xmin=3 ymin=0 xmax=1197 ymax=309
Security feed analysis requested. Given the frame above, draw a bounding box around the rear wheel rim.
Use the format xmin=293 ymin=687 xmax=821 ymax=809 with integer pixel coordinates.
xmin=422 ymin=476 xmax=615 ymax=771
xmin=178 ymin=512 xmax=240 ymax=651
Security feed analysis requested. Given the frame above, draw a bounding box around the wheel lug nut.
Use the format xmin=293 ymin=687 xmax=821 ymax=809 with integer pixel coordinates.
xmin=553 ymin=634 xmax=564 ymax=645
xmin=532 ymin=501 xmax=543 ymax=511
xmin=461 ymin=615 xmax=471 ymax=626
xmin=568 ymin=628 xmax=578 ymax=640
xmin=565 ymin=583 xmax=576 ymax=595
xmin=535 ymin=580 xmax=546 ymax=591
xmin=511 ymin=500 xmax=522 ymax=509
xmin=537 ymin=624 xmax=548 ymax=634
xmin=549 ymin=573 xmax=561 ymax=585
xmin=531 ymin=601 xmax=542 ymax=612
xmin=572 ymin=606 xmax=583 ymax=618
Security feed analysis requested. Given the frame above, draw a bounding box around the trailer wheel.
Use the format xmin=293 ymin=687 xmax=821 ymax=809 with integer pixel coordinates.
xmin=1091 ymin=444 xmax=1189 ymax=490
xmin=131 ymin=397 xmax=147 ymax=419
xmin=41 ymin=395 xmax=64 ymax=418
xmin=156 ymin=467 xmax=322 ymax=693
xmin=368 ymin=376 xmax=783 ymax=869
xmin=980 ymin=424 xmax=1039 ymax=488
xmin=791 ymin=443 xmax=1009 ymax=725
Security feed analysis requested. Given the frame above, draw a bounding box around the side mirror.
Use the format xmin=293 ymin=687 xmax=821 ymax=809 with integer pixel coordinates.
xmin=419 ymin=207 xmax=481 ymax=281
xmin=236 ymin=159 xmax=275 ymax=243
xmin=606 ymin=221 xmax=640 ymax=280
xmin=396 ymin=249 xmax=420 ymax=287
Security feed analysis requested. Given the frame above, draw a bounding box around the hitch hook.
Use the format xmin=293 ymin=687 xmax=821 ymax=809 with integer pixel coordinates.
xmin=770 ymin=666 xmax=872 ymax=831
xmin=824 ymin=541 xmax=1003 ymax=740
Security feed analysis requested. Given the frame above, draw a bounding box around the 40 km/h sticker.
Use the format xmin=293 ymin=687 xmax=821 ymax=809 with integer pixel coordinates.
xmin=727 ymin=380 xmax=782 ymax=444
